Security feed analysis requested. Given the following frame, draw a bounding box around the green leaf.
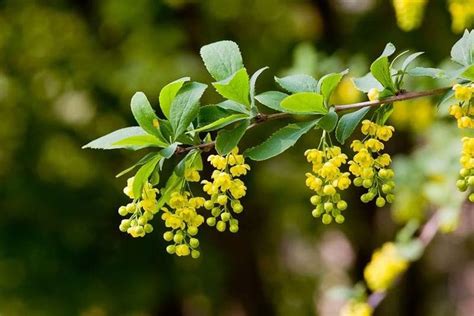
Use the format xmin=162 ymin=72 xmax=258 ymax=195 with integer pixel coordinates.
xmin=192 ymin=113 xmax=249 ymax=133
xmin=371 ymin=57 xmax=394 ymax=91
xmin=200 ymin=40 xmax=244 ymax=81
xmin=216 ymin=119 xmax=250 ymax=155
xmin=83 ymin=127 xmax=153 ymax=150
xmin=461 ymin=64 xmax=474 ymax=81
xmin=245 ymin=120 xmax=318 ymax=161
xmin=335 ymin=107 xmax=370 ymax=144
xmin=159 ymin=77 xmax=190 ymax=119
xmin=274 ymin=74 xmax=318 ymax=93
xmin=280 ymin=92 xmax=327 ymax=114
xmin=156 ymin=172 xmax=185 ymax=210
xmin=132 ymin=155 xmax=162 ymax=198
xmin=215 ymin=100 xmax=250 ymax=114
xmin=213 ymin=68 xmax=250 ymax=107
xmin=170 ymin=82 xmax=207 ymax=138
xmin=186 ymin=149 xmax=203 ymax=170
xmin=130 ymin=92 xmax=166 ymax=141
xmin=115 ymin=152 xmax=160 ymax=178
xmin=407 ymin=67 xmax=445 ymax=78
xmin=370 ymin=43 xmax=396 ymax=91
xmin=112 ymin=134 xmax=168 ymax=148
xmin=255 ymin=91 xmax=289 ymax=112
xmin=250 ymin=67 xmax=269 ymax=108
xmin=381 ymin=43 xmax=396 ymax=57
xmin=198 ymin=105 xmax=232 ymax=127
xmin=353 ymin=73 xmax=383 ymax=93
xmin=401 ymin=52 xmax=424 ymax=71
xmin=159 ymin=143 xmax=178 ymax=159
xmin=318 ymin=71 xmax=346 ymax=104
xmin=149 ymin=166 xmax=160 ymax=186
xmin=317 ymin=109 xmax=338 ymax=132
xmin=451 ymin=29 xmax=474 ymax=66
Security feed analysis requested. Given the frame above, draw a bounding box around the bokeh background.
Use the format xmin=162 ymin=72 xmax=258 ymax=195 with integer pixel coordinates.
xmin=1 ymin=0 xmax=474 ymax=315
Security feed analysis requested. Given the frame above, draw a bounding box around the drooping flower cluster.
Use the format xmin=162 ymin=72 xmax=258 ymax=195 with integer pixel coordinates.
xmin=349 ymin=120 xmax=395 ymax=207
xmin=450 ymin=83 xmax=474 ymax=199
xmin=392 ymin=0 xmax=428 ymax=32
xmin=363 ymin=242 xmax=408 ymax=292
xmin=305 ymin=146 xmax=351 ymax=224
xmin=118 ymin=177 xmax=159 ymax=238
xmin=457 ymin=137 xmax=474 ymax=202
xmin=201 ymin=147 xmax=248 ymax=233
xmin=449 ymin=84 xmax=474 ymax=128
xmin=161 ymin=190 xmax=205 ymax=258
xmin=448 ymin=0 xmax=474 ymax=33
xmin=339 ymin=300 xmax=373 ymax=316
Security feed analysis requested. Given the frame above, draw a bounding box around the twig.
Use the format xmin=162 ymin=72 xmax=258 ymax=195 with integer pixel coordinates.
xmin=176 ymin=87 xmax=450 ymax=154
xmin=367 ymin=211 xmax=440 ymax=309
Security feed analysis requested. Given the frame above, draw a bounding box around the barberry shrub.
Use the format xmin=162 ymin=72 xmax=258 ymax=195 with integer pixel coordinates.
xmin=84 ymin=30 xmax=474 ymax=314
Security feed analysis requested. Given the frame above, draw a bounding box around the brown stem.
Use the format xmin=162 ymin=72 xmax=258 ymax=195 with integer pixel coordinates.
xmin=367 ymin=211 xmax=440 ymax=309
xmin=176 ymin=87 xmax=450 ymax=154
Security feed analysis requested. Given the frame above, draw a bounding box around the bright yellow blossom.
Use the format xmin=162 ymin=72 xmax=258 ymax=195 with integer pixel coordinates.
xmin=364 ymin=242 xmax=408 ymax=292
xmin=304 ymin=145 xmax=351 ymax=224
xmin=202 ymin=147 xmax=248 ymax=233
xmin=349 ymin=121 xmax=395 ymax=206
xmin=340 ymin=300 xmax=373 ymax=316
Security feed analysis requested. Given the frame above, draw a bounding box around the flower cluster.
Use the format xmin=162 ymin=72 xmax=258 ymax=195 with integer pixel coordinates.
xmin=305 ymin=146 xmax=351 ymax=224
xmin=392 ymin=0 xmax=428 ymax=32
xmin=118 ymin=177 xmax=159 ymax=238
xmin=201 ymin=147 xmax=249 ymax=233
xmin=449 ymin=84 xmax=474 ymax=128
xmin=457 ymin=137 xmax=474 ymax=202
xmin=448 ymin=0 xmax=474 ymax=33
xmin=340 ymin=300 xmax=373 ymax=316
xmin=349 ymin=120 xmax=395 ymax=207
xmin=450 ymin=83 xmax=474 ymax=199
xmin=363 ymin=242 xmax=408 ymax=292
xmin=161 ymin=190 xmax=205 ymax=258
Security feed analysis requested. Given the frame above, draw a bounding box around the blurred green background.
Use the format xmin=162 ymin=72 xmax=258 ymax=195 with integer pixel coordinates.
xmin=1 ymin=0 xmax=474 ymax=315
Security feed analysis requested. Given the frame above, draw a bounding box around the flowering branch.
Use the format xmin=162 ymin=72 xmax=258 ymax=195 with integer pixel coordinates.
xmin=176 ymin=87 xmax=449 ymax=155
xmin=367 ymin=211 xmax=440 ymax=309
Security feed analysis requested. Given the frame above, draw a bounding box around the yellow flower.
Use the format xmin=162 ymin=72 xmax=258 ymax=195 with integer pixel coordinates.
xmin=229 ymin=179 xmax=246 ymax=199
xmin=164 ymin=213 xmax=184 ymax=229
xmin=367 ymin=88 xmax=380 ymax=102
xmin=230 ymin=164 xmax=250 ymax=177
xmin=123 ymin=177 xmax=135 ymax=199
xmin=349 ymin=120 xmax=395 ymax=205
xmin=393 ymin=0 xmax=428 ymax=32
xmin=208 ymin=155 xmax=227 ymax=170
xmin=364 ymin=242 xmax=408 ymax=292
xmin=351 ymin=140 xmax=365 ymax=152
xmin=305 ymin=145 xmax=350 ymax=224
xmin=376 ymin=154 xmax=391 ymax=167
xmin=353 ymin=149 xmax=374 ymax=167
xmin=365 ymin=138 xmax=384 ymax=152
xmin=361 ymin=120 xmax=377 ymax=136
xmin=212 ymin=171 xmax=232 ymax=191
xmin=140 ymin=198 xmax=158 ymax=213
xmin=305 ymin=173 xmax=323 ymax=191
xmin=305 ymin=149 xmax=323 ymax=164
xmin=175 ymin=244 xmax=190 ymax=256
xmin=453 ymin=84 xmax=473 ymax=102
xmin=376 ymin=125 xmax=395 ymax=142
xmin=335 ymin=173 xmax=351 ymax=190
xmin=185 ymin=168 xmax=200 ymax=182
xmin=340 ymin=300 xmax=373 ymax=316
xmin=127 ymin=225 xmax=145 ymax=238
xmin=202 ymin=147 xmax=248 ymax=232
xmin=319 ymin=162 xmax=339 ymax=180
